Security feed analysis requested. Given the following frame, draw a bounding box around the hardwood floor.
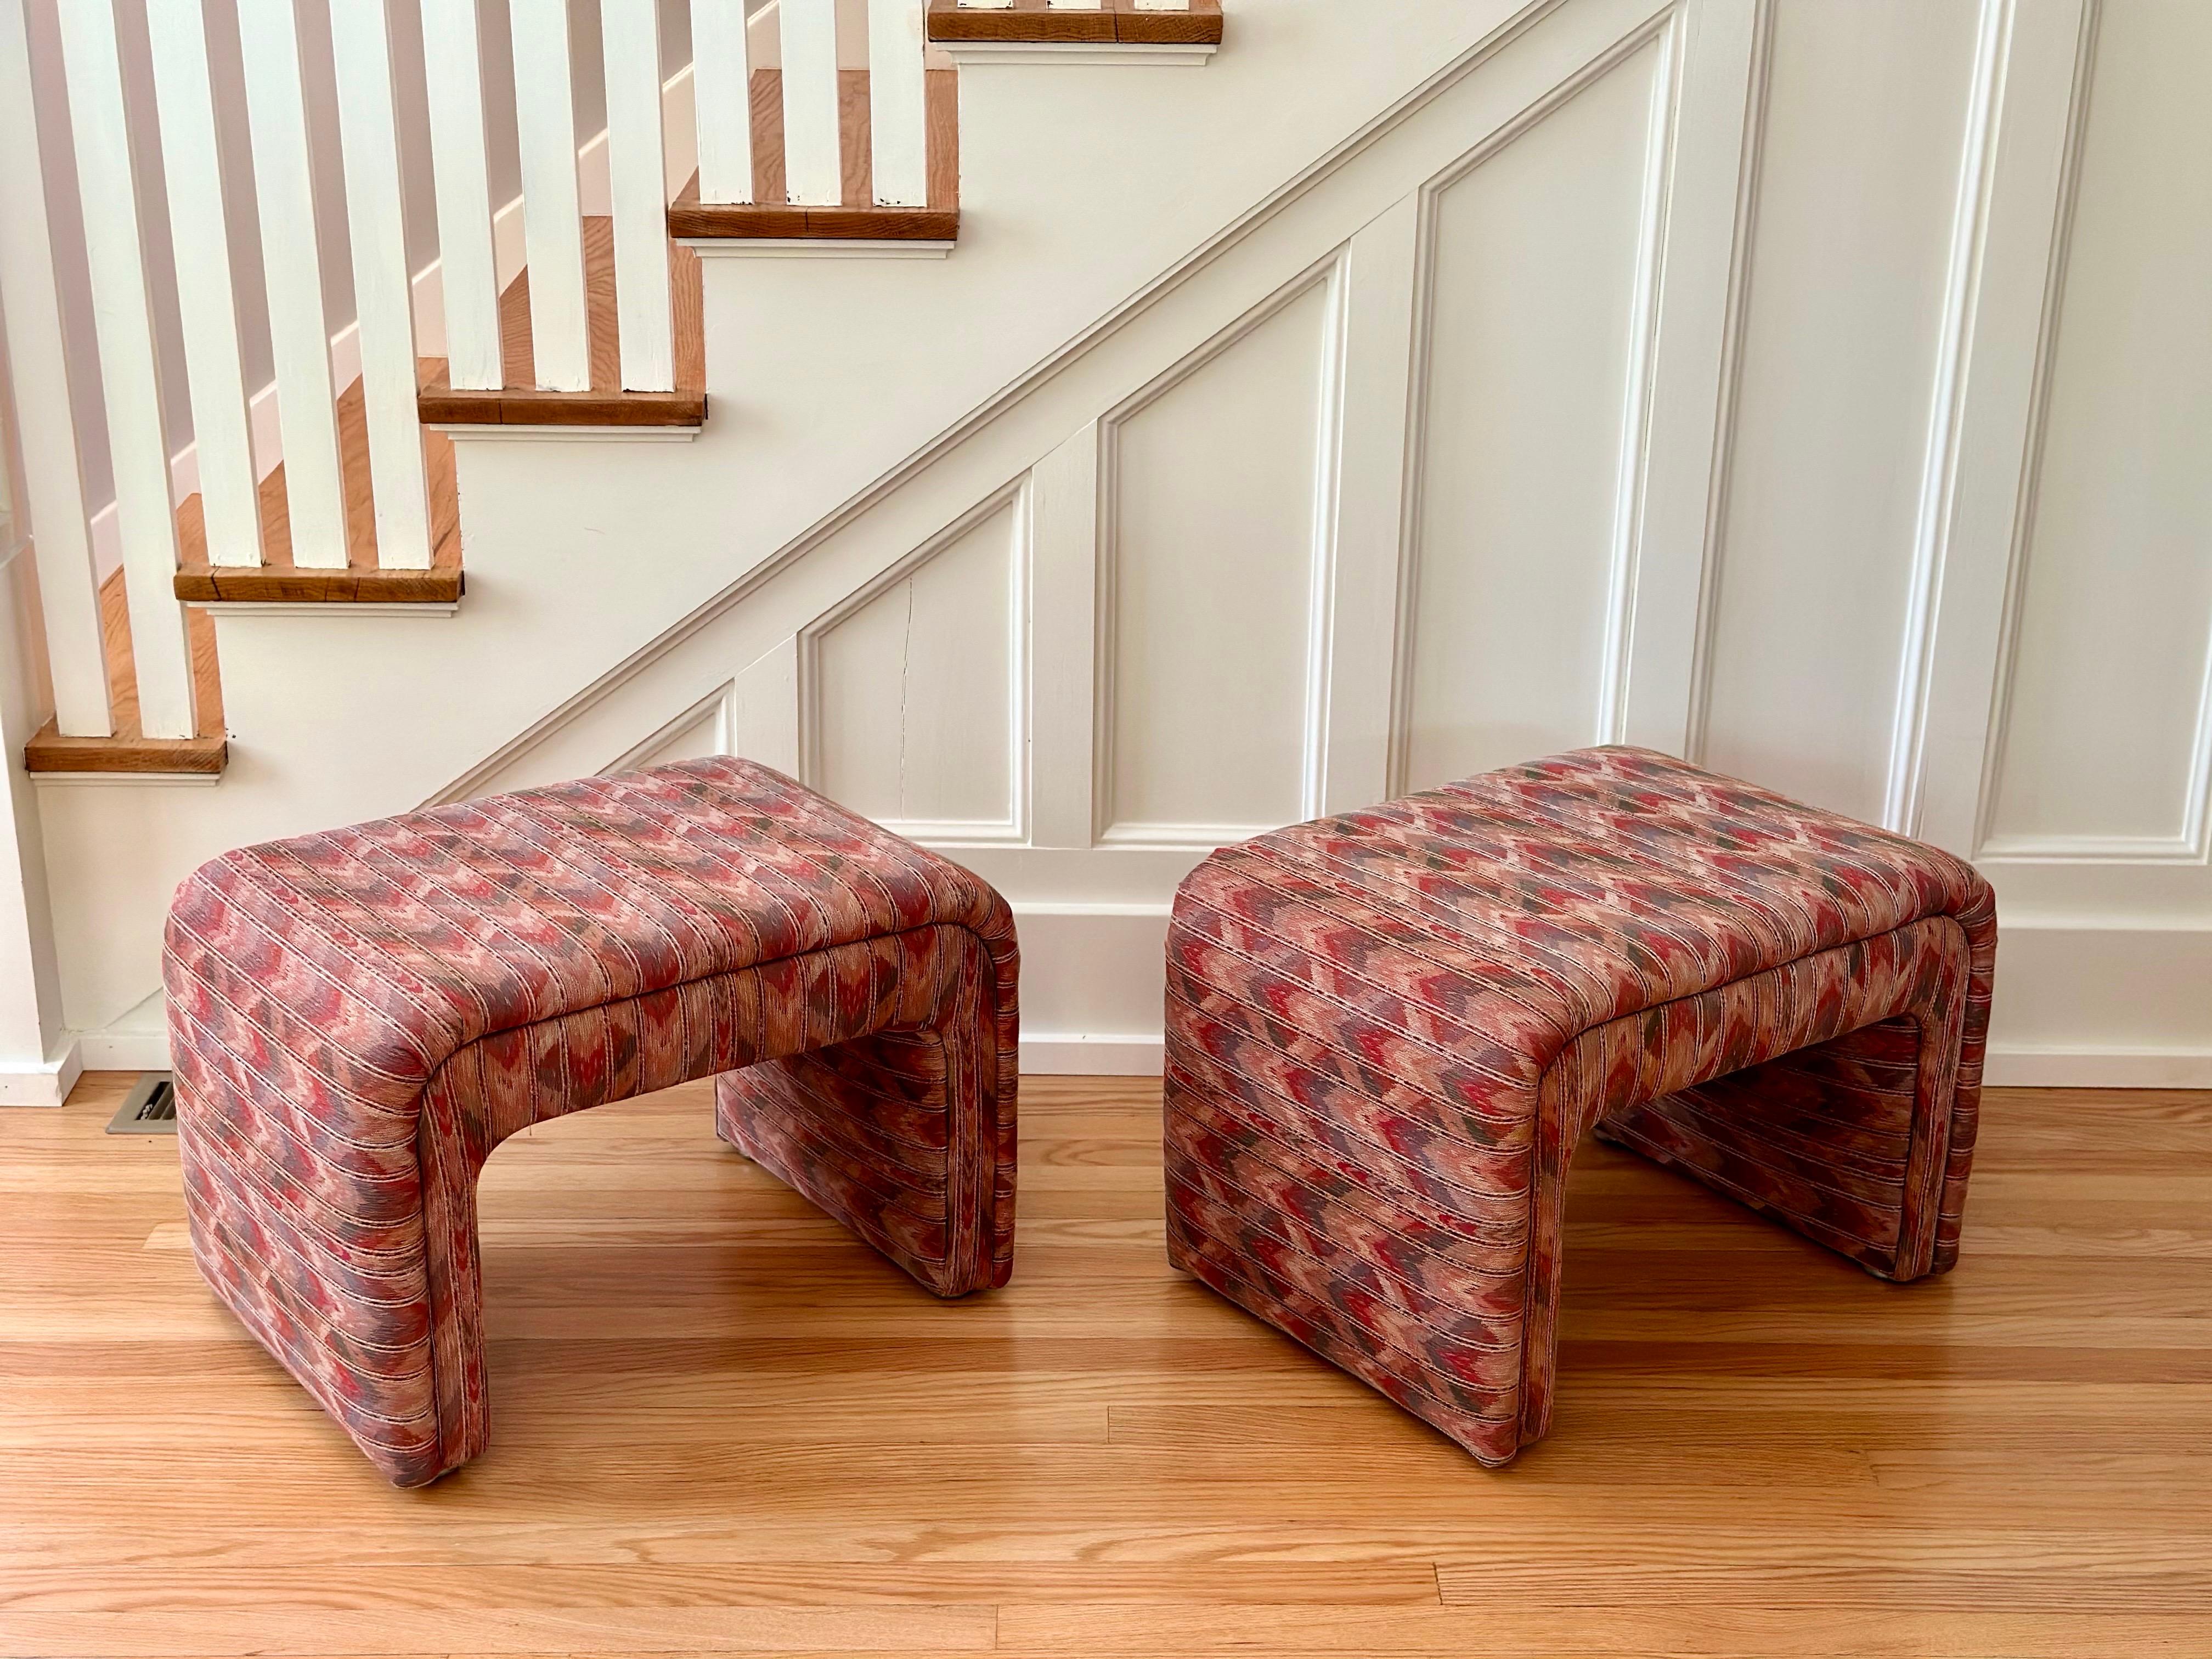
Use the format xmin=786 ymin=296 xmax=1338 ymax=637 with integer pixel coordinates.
xmin=3 ymin=1072 xmax=2207 ymax=1656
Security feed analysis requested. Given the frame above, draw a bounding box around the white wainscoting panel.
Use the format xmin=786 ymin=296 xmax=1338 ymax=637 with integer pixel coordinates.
xmin=1980 ymin=0 xmax=2212 ymax=861
xmin=47 ymin=0 xmax=2212 ymax=1086
xmin=729 ymin=639 xmax=802 ymax=778
xmin=1317 ymin=196 xmax=1421 ymax=817
xmin=1027 ymin=424 xmax=1104 ymax=848
xmin=1398 ymin=40 xmax=1664 ymax=794
xmin=1099 ymin=268 xmax=1342 ymax=843
xmin=1696 ymin=0 xmax=1994 ymax=826
xmin=809 ymin=496 xmax=1023 ymax=837
xmin=605 ymin=685 xmax=733 ymax=775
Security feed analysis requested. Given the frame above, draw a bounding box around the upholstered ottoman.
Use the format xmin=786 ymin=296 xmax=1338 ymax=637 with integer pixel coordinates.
xmin=1163 ymin=746 xmax=1995 ymax=1466
xmin=165 ymin=759 xmax=1018 ymax=1486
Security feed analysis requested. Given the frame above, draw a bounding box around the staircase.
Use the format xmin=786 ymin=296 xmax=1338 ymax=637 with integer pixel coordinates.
xmin=14 ymin=1 xmax=1213 ymax=769
xmin=417 ymin=218 xmax=708 ymax=433
xmin=30 ymin=0 xmax=2175 ymax=1097
xmin=0 ymin=0 xmax=1281 ymax=1064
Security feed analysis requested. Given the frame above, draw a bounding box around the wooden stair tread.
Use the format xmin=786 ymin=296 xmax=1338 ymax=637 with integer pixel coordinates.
xmin=418 ymin=217 xmax=707 ymax=428
xmin=670 ymin=69 xmax=960 ymax=241
xmin=174 ymin=375 xmax=462 ymax=603
xmin=36 ymin=370 xmax=457 ymax=772
xmin=24 ymin=569 xmax=225 ymax=775
xmin=926 ymin=0 xmax=1222 ymax=46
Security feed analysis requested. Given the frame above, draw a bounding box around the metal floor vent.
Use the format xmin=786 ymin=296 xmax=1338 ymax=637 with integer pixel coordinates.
xmin=106 ymin=1073 xmax=178 ymax=1135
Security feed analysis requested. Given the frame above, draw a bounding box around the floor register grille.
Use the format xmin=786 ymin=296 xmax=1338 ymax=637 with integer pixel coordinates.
xmin=105 ymin=1073 xmax=177 ymax=1135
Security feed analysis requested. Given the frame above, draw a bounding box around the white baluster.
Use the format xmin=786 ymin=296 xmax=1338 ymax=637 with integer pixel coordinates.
xmin=0 ymin=0 xmax=108 ymax=736
xmin=238 ymin=0 xmax=349 ymax=571
xmin=145 ymin=2 xmax=261 ymax=571
xmin=868 ymin=0 xmax=926 ymax=208
xmin=422 ymin=0 xmax=504 ymax=391
xmin=602 ymin=0 xmax=674 ymax=392
xmin=54 ymin=0 xmax=195 ymax=737
xmin=331 ymin=0 xmax=432 ymax=570
xmin=511 ymin=0 xmax=591 ymax=392
xmin=780 ymin=0 xmax=843 ymax=208
xmin=692 ymin=0 xmax=755 ymax=206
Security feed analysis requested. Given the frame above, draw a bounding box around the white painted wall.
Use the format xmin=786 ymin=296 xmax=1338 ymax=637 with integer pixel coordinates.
xmin=0 ymin=372 xmax=76 ymax=1103
xmin=21 ymin=0 xmax=2212 ymax=1087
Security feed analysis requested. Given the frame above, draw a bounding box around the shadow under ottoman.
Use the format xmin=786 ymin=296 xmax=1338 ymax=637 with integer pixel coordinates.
xmin=165 ymin=759 xmax=1019 ymax=1486
xmin=1163 ymin=745 xmax=1996 ymax=1467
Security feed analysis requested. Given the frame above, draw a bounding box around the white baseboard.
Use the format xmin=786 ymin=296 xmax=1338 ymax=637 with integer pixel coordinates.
xmin=1018 ymin=1033 xmax=1165 ymax=1076
xmin=0 ymin=1040 xmax=84 ymax=1107
xmin=71 ymin=988 xmax=170 ymax=1073
xmin=76 ymin=1027 xmax=171 ymax=1071
xmin=1983 ymin=1045 xmax=2212 ymax=1089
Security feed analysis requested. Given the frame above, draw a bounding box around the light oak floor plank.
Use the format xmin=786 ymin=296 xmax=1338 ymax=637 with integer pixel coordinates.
xmin=0 ymin=1073 xmax=2206 ymax=1656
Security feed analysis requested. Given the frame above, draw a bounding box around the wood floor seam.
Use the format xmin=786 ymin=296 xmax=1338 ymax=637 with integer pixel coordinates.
xmin=3 ymin=1071 xmax=2204 ymax=1657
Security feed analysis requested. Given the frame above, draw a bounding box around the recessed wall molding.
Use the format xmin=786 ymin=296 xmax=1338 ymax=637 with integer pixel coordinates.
xmin=1095 ymin=822 xmax=1267 ymax=851
xmin=1687 ymin=0 xmax=2026 ymax=832
xmin=1684 ymin=0 xmax=2018 ymax=833
xmin=729 ymin=637 xmax=803 ymax=781
xmin=1881 ymin=0 xmax=2018 ymax=839
xmin=1093 ymin=249 xmax=1351 ymax=848
xmin=1593 ymin=5 xmax=1685 ymax=750
xmin=1977 ymin=829 xmax=2212 ymax=867
xmin=1316 ymin=196 xmax=1422 ymax=817
xmin=1901 ymin=0 xmax=2097 ymax=864
xmin=797 ymin=479 xmax=1031 ymax=844
xmin=1025 ymin=423 xmax=1102 ymax=851
xmin=1971 ymin=0 xmax=2103 ymax=862
xmin=1965 ymin=0 xmax=2212 ymax=869
xmin=1682 ymin=0 xmax=1776 ymax=770
xmin=599 ymin=681 xmax=735 ymax=776
xmin=1391 ymin=3 xmax=1685 ymax=798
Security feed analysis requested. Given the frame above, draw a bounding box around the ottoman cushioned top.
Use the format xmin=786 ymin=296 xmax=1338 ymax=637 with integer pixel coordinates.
xmin=1176 ymin=746 xmax=1992 ymax=1112
xmin=168 ymin=759 xmax=1013 ymax=1094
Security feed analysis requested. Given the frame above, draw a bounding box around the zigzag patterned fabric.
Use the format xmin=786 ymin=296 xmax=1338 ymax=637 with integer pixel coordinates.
xmin=1163 ymin=745 xmax=1996 ymax=1467
xmin=165 ymin=759 xmax=1019 ymax=1487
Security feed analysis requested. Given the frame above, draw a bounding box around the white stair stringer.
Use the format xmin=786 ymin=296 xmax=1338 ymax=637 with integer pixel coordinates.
xmin=37 ymin=0 xmax=1689 ymax=1063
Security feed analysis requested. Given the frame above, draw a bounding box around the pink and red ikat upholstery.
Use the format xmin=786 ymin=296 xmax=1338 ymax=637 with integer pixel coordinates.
xmin=1164 ymin=746 xmax=1997 ymax=1467
xmin=166 ymin=759 xmax=1019 ymax=1486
